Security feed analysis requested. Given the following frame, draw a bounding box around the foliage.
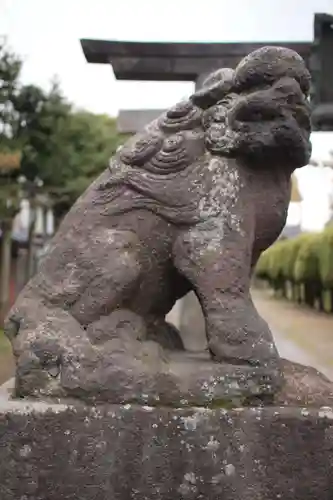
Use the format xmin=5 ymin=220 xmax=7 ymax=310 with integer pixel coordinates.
xmin=0 ymin=329 xmax=11 ymax=353
xmin=261 ymin=240 xmax=287 ymax=283
xmin=254 ymin=248 xmax=271 ymax=281
xmin=46 ymin=111 xmax=125 ymax=217
xmin=42 ymin=111 xmax=124 ymax=210
xmin=254 ymin=226 xmax=333 ymax=312
xmin=0 ymin=181 xmax=21 ymax=221
xmin=0 ymin=37 xmax=22 ymax=145
xmin=293 ymin=234 xmax=320 ymax=283
xmin=0 ymin=39 xmax=125 ymax=220
xmin=317 ymin=226 xmax=333 ymax=288
xmin=255 ymin=233 xmax=323 ymax=285
xmin=280 ymin=234 xmax=308 ymax=281
xmin=0 ymin=40 xmax=22 ymax=222
xmin=12 ymin=81 xmax=70 ymax=183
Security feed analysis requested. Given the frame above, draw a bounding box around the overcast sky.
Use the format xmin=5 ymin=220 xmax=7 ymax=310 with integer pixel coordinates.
xmin=2 ymin=0 xmax=333 ymax=115
xmin=2 ymin=0 xmax=333 ymax=230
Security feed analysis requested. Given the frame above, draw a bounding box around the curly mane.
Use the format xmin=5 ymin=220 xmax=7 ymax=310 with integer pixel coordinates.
xmin=96 ymin=46 xmax=312 ymax=223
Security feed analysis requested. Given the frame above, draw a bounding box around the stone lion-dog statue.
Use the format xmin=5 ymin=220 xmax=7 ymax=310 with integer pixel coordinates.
xmin=5 ymin=47 xmax=311 ymax=406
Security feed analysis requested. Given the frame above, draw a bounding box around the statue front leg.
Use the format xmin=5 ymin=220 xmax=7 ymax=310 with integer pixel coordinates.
xmin=173 ymin=218 xmax=281 ymax=373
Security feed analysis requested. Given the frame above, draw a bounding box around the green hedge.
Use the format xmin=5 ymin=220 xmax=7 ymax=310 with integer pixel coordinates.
xmin=318 ymin=227 xmax=333 ymax=288
xmin=293 ymin=233 xmax=320 ymax=283
xmin=254 ymin=226 xmax=333 ymax=312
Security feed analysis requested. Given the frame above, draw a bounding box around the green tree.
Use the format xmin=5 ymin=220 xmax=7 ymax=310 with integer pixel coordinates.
xmin=13 ymin=80 xmax=71 ymax=182
xmin=0 ymin=39 xmax=126 ymax=321
xmin=0 ymin=38 xmax=23 ymax=324
xmin=0 ymin=37 xmax=22 ymax=148
xmin=12 ymin=84 xmax=124 ymax=219
xmin=2 ymin=39 xmax=125 ymax=220
xmin=45 ymin=111 xmax=125 ymax=220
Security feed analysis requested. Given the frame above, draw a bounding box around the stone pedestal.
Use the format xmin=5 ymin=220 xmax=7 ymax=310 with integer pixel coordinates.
xmin=1 ymin=397 xmax=333 ymax=500
xmin=1 ymin=360 xmax=333 ymax=499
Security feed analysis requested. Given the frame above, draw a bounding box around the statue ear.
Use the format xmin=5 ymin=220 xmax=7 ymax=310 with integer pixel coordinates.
xmin=190 ymin=68 xmax=235 ymax=109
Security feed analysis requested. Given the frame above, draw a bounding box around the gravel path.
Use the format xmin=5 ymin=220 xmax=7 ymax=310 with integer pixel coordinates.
xmin=252 ymin=288 xmax=333 ymax=381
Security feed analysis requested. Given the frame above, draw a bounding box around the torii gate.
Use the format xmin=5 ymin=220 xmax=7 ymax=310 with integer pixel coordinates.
xmin=80 ymin=13 xmax=333 ymax=133
xmin=80 ymin=39 xmax=311 ymax=134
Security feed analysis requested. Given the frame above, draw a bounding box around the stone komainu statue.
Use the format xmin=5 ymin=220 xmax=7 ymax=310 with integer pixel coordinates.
xmin=5 ymin=47 xmax=312 ymax=405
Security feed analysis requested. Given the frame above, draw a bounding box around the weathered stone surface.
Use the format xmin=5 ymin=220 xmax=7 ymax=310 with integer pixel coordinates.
xmin=8 ymin=349 xmax=285 ymax=407
xmin=1 ymin=397 xmax=333 ymax=500
xmin=5 ymin=47 xmax=312 ymax=403
xmin=1 ymin=357 xmax=333 ymax=499
xmin=2 ymin=355 xmax=332 ymax=409
xmin=277 ymin=359 xmax=333 ymax=406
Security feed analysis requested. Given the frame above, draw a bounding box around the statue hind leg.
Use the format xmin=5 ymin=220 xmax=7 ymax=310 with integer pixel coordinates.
xmin=4 ymin=228 xmax=146 ymax=398
xmin=5 ymin=223 xmax=185 ymax=399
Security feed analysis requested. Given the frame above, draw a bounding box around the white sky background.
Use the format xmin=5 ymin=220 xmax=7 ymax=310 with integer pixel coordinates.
xmin=1 ymin=0 xmax=333 ymax=230
xmin=293 ymin=133 xmax=333 ymax=231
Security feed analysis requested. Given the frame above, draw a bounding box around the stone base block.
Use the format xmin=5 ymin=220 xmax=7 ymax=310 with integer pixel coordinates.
xmin=1 ymin=397 xmax=333 ymax=499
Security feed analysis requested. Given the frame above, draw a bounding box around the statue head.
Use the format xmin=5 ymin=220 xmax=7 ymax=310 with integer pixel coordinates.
xmin=192 ymin=46 xmax=312 ymax=169
xmin=97 ymin=47 xmax=311 ymax=222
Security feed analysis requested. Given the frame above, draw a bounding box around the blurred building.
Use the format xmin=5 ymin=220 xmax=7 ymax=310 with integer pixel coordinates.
xmin=11 ymin=199 xmax=54 ymax=245
xmin=0 ymin=200 xmax=55 ymax=312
